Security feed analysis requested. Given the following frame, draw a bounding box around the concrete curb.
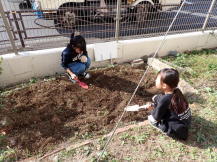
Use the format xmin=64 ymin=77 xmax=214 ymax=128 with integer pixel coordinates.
xmin=1 ymin=30 xmax=217 ymax=87
xmin=147 ymin=58 xmax=198 ymax=97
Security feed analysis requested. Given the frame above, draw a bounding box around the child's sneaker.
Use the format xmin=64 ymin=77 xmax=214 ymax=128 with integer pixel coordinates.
xmin=82 ymin=72 xmax=91 ymax=79
xmin=66 ymin=73 xmax=77 ymax=83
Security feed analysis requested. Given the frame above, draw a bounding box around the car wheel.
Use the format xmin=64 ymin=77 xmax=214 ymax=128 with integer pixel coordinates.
xmin=136 ymin=3 xmax=152 ymax=23
xmin=55 ymin=6 xmax=77 ymax=29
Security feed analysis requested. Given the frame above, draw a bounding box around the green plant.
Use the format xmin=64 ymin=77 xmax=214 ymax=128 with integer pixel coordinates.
xmin=29 ymin=77 xmax=37 ymax=84
xmin=119 ymin=133 xmax=134 ymax=145
xmin=58 ymin=149 xmax=76 ymax=161
xmin=82 ymin=146 xmax=92 ymax=156
xmin=119 ymin=133 xmax=132 ymax=141
xmin=132 ymin=132 xmax=150 ymax=144
xmin=81 ymin=132 xmax=93 ymax=140
xmin=97 ymin=151 xmax=115 ymax=161
xmin=208 ymin=63 xmax=217 ymax=71
xmin=91 ymin=151 xmax=115 ymax=162
xmin=205 ymin=87 xmax=217 ymax=97
xmin=0 ymin=147 xmax=16 ymax=162
xmin=97 ymin=137 xmax=107 ymax=150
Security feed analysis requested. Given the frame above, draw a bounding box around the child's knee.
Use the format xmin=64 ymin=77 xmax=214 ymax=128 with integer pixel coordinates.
xmin=86 ymin=57 xmax=91 ymax=70
xmin=71 ymin=63 xmax=86 ymax=75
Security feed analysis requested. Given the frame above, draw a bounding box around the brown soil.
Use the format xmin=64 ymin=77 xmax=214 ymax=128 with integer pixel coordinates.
xmin=0 ymin=64 xmax=156 ymax=159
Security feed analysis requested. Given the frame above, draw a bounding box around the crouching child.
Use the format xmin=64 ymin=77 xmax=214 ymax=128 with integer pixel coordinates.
xmin=61 ymin=34 xmax=91 ymax=83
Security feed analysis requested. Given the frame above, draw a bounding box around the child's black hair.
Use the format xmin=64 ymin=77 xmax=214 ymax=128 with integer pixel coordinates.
xmin=73 ymin=35 xmax=87 ymax=53
xmin=158 ymin=68 xmax=189 ymax=114
xmin=67 ymin=33 xmax=87 ymax=53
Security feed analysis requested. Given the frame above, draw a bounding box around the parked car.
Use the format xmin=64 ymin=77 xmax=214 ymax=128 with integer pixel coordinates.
xmin=31 ymin=0 xmax=183 ymax=28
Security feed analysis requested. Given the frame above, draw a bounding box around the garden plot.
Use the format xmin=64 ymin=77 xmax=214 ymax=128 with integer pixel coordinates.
xmin=0 ymin=64 xmax=156 ymax=160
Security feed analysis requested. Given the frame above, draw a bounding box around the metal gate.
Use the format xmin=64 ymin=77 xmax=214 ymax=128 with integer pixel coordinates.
xmin=0 ymin=0 xmax=217 ymax=55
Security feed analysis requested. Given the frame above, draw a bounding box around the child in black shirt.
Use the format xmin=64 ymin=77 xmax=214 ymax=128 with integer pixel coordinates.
xmin=147 ymin=68 xmax=191 ymax=140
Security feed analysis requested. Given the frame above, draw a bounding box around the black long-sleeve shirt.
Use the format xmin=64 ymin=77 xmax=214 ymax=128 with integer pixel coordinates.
xmin=151 ymin=94 xmax=191 ymax=140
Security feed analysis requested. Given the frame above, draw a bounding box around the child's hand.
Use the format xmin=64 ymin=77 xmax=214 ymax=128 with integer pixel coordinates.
xmin=145 ymin=102 xmax=154 ymax=111
xmin=80 ymin=56 xmax=87 ymax=63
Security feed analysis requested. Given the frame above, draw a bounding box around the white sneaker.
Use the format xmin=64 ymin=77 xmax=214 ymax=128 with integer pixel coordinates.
xmin=83 ymin=72 xmax=91 ymax=79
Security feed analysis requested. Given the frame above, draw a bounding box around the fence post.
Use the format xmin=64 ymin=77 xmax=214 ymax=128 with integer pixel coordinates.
xmin=115 ymin=0 xmax=121 ymax=41
xmin=202 ymin=0 xmax=216 ymax=31
xmin=12 ymin=12 xmax=25 ymax=48
xmin=0 ymin=0 xmax=18 ymax=55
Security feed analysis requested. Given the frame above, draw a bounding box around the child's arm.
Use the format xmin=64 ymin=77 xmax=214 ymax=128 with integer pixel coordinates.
xmin=151 ymin=97 xmax=170 ymax=121
xmin=61 ymin=48 xmax=73 ymax=69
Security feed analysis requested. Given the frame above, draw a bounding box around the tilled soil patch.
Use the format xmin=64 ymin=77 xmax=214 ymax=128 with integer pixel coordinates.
xmin=0 ymin=64 xmax=156 ymax=159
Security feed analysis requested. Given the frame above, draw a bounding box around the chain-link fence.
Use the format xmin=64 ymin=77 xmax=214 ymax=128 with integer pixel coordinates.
xmin=0 ymin=16 xmax=11 ymax=54
xmin=206 ymin=1 xmax=217 ymax=30
xmin=0 ymin=0 xmax=217 ymax=55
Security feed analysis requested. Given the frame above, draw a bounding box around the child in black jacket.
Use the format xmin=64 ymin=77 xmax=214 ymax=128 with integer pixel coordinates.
xmin=147 ymin=68 xmax=191 ymax=140
xmin=61 ymin=33 xmax=91 ymax=82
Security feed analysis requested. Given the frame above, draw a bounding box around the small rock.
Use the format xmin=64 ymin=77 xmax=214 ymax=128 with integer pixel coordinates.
xmin=8 ymin=137 xmax=17 ymax=146
xmin=168 ymin=51 xmax=178 ymax=56
xmin=0 ymin=117 xmax=13 ymax=127
xmin=131 ymin=59 xmax=144 ymax=67
xmin=52 ymin=115 xmax=61 ymax=124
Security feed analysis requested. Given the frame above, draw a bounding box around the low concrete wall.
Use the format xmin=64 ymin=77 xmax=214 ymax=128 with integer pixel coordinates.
xmin=147 ymin=58 xmax=198 ymax=97
xmin=1 ymin=30 xmax=217 ymax=87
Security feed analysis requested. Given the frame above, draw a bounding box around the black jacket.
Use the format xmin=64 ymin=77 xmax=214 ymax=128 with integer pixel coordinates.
xmin=151 ymin=94 xmax=191 ymax=140
xmin=61 ymin=47 xmax=88 ymax=69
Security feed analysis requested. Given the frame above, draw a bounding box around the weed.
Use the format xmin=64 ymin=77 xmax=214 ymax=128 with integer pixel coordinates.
xmin=81 ymin=132 xmax=93 ymax=140
xmin=0 ymin=134 xmax=6 ymax=146
xmin=152 ymin=147 xmax=165 ymax=158
xmin=206 ymin=148 xmax=217 ymax=161
xmin=119 ymin=133 xmax=133 ymax=145
xmin=205 ymin=87 xmax=217 ymax=96
xmin=132 ymin=132 xmax=150 ymax=144
xmin=29 ymin=77 xmax=37 ymax=84
xmin=124 ymin=157 xmax=132 ymax=161
xmin=208 ymin=63 xmax=217 ymax=71
xmin=0 ymin=146 xmax=16 ymax=162
xmin=91 ymin=151 xmax=115 ymax=161
xmin=58 ymin=149 xmax=76 ymax=161
xmin=119 ymin=133 xmax=132 ymax=141
xmin=82 ymin=146 xmax=92 ymax=156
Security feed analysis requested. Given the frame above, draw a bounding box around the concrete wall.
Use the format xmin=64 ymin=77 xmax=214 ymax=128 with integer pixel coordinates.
xmin=1 ymin=30 xmax=217 ymax=87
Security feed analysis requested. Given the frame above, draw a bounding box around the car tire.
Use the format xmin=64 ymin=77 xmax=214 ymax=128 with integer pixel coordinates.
xmin=54 ymin=3 xmax=86 ymax=30
xmin=136 ymin=3 xmax=152 ymax=23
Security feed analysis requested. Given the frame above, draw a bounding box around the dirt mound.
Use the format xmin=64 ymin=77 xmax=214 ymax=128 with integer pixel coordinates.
xmin=0 ymin=64 xmax=156 ymax=159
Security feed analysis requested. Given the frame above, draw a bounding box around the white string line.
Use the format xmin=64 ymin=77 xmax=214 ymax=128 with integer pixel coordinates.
xmin=97 ymin=0 xmax=187 ymax=161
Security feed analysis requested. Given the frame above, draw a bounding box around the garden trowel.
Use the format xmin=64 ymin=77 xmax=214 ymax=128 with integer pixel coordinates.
xmin=66 ymin=73 xmax=89 ymax=89
xmin=125 ymin=104 xmax=150 ymax=112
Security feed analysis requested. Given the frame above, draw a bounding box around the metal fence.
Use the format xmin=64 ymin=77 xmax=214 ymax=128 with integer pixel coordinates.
xmin=0 ymin=0 xmax=217 ymax=55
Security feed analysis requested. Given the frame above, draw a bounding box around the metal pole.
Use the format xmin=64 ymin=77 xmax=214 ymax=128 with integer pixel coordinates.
xmin=12 ymin=12 xmax=25 ymax=48
xmin=0 ymin=1 xmax=18 ymax=54
xmin=202 ymin=0 xmax=216 ymax=31
xmin=115 ymin=0 xmax=121 ymax=41
xmin=97 ymin=1 xmax=187 ymax=161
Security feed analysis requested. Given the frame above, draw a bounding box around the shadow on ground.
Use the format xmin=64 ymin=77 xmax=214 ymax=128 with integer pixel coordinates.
xmin=182 ymin=115 xmax=217 ymax=149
